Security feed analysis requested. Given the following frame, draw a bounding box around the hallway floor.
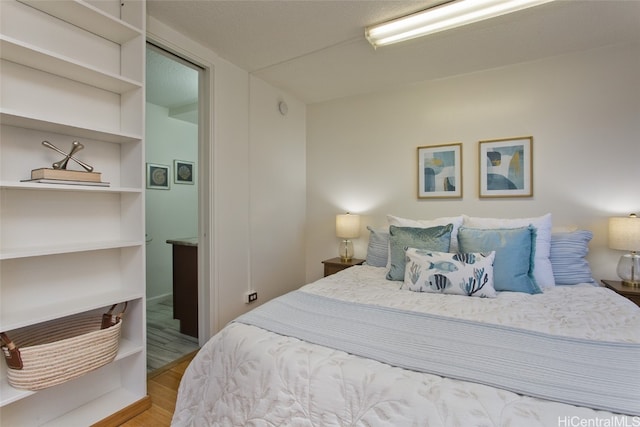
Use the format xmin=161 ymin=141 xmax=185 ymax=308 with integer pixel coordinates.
xmin=147 ymin=296 xmax=199 ymax=372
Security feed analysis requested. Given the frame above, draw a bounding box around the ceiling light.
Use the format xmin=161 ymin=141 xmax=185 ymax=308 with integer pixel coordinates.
xmin=365 ymin=0 xmax=554 ymax=48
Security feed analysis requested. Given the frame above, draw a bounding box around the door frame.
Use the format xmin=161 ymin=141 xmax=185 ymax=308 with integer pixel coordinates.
xmin=145 ymin=35 xmax=216 ymax=345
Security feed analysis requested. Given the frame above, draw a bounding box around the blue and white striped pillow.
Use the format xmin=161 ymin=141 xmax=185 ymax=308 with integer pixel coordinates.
xmin=365 ymin=226 xmax=389 ymax=267
xmin=549 ymin=230 xmax=596 ymax=285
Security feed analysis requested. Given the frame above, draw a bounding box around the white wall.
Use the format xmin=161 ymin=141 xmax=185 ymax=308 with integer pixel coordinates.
xmin=306 ymin=42 xmax=640 ymax=284
xmin=147 ymin=17 xmax=307 ymax=335
xmin=145 ymin=102 xmax=198 ymax=300
xmin=249 ymin=77 xmax=307 ymax=303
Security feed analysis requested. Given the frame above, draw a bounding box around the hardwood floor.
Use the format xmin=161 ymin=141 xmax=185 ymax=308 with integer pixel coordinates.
xmin=120 ymin=350 xmax=198 ymax=426
xmin=96 ymin=298 xmax=200 ymax=426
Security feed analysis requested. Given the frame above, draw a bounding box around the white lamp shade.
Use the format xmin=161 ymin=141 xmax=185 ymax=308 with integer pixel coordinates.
xmin=609 ymin=214 xmax=640 ymax=251
xmin=336 ymin=214 xmax=360 ymax=239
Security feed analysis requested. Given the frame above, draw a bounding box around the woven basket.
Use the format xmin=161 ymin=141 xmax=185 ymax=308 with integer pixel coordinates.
xmin=0 ymin=303 xmax=126 ymax=391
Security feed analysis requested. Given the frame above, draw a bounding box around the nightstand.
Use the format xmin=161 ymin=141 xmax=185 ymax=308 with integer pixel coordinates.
xmin=601 ymin=279 xmax=640 ymax=307
xmin=322 ymin=257 xmax=365 ymax=277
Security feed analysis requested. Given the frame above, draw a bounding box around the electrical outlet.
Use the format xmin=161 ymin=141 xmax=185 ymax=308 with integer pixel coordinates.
xmin=245 ymin=291 xmax=258 ymax=304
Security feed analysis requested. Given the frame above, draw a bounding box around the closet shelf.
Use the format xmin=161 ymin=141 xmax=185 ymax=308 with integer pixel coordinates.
xmin=0 ymin=35 xmax=142 ymax=94
xmin=17 ymin=0 xmax=142 ymax=44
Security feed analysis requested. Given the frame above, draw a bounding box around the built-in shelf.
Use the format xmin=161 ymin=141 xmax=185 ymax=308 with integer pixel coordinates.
xmin=43 ymin=387 xmax=143 ymax=427
xmin=0 ymin=0 xmax=146 ymax=422
xmin=0 ymin=109 xmax=142 ymax=143
xmin=0 ymin=35 xmax=142 ymax=94
xmin=0 ymin=290 xmax=144 ymax=332
xmin=0 ymin=240 xmax=143 ymax=260
xmin=17 ymin=0 xmax=142 ymax=44
xmin=0 ymin=338 xmax=142 ymax=407
xmin=0 ymin=180 xmax=142 ymax=193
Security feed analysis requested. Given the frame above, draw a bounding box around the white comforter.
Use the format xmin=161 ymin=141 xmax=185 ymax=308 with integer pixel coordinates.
xmin=172 ymin=266 xmax=640 ymax=426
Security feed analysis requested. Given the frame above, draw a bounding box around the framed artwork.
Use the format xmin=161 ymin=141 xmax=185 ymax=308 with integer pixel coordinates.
xmin=417 ymin=143 xmax=462 ymax=199
xmin=174 ymin=160 xmax=195 ymax=184
xmin=479 ymin=136 xmax=532 ymax=198
xmin=146 ymin=163 xmax=170 ymax=189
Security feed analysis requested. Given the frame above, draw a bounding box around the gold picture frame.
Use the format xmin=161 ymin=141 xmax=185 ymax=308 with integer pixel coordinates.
xmin=417 ymin=143 xmax=462 ymax=199
xmin=479 ymin=136 xmax=532 ymax=198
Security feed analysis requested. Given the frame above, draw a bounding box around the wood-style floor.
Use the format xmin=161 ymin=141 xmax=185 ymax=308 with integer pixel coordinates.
xmin=120 ymin=350 xmax=198 ymax=426
xmin=147 ymin=297 xmax=200 ymax=372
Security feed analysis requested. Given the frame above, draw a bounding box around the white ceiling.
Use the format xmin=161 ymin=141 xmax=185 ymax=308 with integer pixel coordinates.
xmin=146 ymin=0 xmax=640 ymax=106
xmin=146 ymin=45 xmax=199 ymax=123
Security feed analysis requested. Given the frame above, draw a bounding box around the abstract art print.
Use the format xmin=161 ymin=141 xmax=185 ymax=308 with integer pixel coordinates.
xmin=479 ymin=136 xmax=532 ymax=198
xmin=417 ymin=143 xmax=462 ymax=199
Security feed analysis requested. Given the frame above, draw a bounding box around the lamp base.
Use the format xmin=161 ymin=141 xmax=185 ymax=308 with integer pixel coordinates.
xmin=617 ymin=252 xmax=640 ymax=287
xmin=339 ymin=239 xmax=354 ymax=262
xmin=621 ymin=280 xmax=640 ymax=288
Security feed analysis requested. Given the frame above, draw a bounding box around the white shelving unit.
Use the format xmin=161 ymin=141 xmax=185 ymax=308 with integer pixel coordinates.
xmin=0 ymin=0 xmax=147 ymax=425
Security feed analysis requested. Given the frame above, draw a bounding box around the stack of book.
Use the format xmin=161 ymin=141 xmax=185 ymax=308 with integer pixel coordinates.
xmin=22 ymin=168 xmax=110 ymax=187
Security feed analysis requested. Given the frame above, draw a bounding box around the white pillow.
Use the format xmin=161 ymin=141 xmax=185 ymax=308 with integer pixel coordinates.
xmin=462 ymin=213 xmax=555 ymax=288
xmin=387 ymin=214 xmax=463 ymax=252
xmin=403 ymin=249 xmax=497 ymax=298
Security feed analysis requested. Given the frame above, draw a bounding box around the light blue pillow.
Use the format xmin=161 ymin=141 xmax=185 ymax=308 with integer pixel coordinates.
xmin=365 ymin=226 xmax=389 ymax=267
xmin=550 ymin=230 xmax=596 ymax=285
xmin=386 ymin=224 xmax=453 ymax=281
xmin=458 ymin=226 xmax=542 ymax=294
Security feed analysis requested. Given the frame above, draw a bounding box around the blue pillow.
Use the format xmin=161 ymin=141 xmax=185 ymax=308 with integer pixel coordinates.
xmin=386 ymin=224 xmax=453 ymax=281
xmin=365 ymin=226 xmax=389 ymax=267
xmin=550 ymin=230 xmax=596 ymax=285
xmin=458 ymin=226 xmax=542 ymax=294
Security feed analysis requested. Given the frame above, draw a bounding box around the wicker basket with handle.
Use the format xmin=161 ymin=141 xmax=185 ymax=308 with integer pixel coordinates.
xmin=1 ymin=302 xmax=126 ymax=391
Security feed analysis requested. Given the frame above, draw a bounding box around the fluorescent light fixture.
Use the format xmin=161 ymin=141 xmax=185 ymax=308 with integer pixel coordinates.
xmin=365 ymin=0 xmax=554 ymax=48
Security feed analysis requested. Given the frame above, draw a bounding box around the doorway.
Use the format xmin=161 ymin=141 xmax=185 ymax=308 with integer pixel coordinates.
xmin=145 ymin=43 xmax=202 ymax=371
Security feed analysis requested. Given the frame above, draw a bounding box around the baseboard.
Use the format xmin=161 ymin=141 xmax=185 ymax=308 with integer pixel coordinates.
xmin=91 ymin=395 xmax=152 ymax=427
xmin=146 ymin=293 xmax=172 ymax=306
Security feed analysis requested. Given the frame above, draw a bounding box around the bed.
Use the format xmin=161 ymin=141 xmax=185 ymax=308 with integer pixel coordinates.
xmin=172 ymin=214 xmax=640 ymax=426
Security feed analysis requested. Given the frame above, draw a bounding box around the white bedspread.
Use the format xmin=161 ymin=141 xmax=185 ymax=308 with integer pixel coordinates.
xmin=173 ymin=266 xmax=640 ymax=427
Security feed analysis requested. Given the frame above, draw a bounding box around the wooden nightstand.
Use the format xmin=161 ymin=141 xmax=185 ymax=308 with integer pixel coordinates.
xmin=601 ymin=279 xmax=640 ymax=307
xmin=322 ymin=257 xmax=365 ymax=277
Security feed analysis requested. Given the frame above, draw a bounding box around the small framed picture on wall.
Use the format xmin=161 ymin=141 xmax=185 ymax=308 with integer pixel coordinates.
xmin=146 ymin=163 xmax=170 ymax=190
xmin=174 ymin=160 xmax=195 ymax=184
xmin=479 ymin=136 xmax=532 ymax=198
xmin=417 ymin=143 xmax=462 ymax=199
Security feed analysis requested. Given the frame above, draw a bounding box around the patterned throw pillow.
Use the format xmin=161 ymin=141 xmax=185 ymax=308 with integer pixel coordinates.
xmin=403 ymin=249 xmax=497 ymax=298
xmin=386 ymin=224 xmax=453 ymax=281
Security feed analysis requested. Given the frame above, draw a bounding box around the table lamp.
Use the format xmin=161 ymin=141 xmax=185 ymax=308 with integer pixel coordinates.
xmin=609 ymin=213 xmax=640 ymax=287
xmin=336 ymin=213 xmax=360 ymax=262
